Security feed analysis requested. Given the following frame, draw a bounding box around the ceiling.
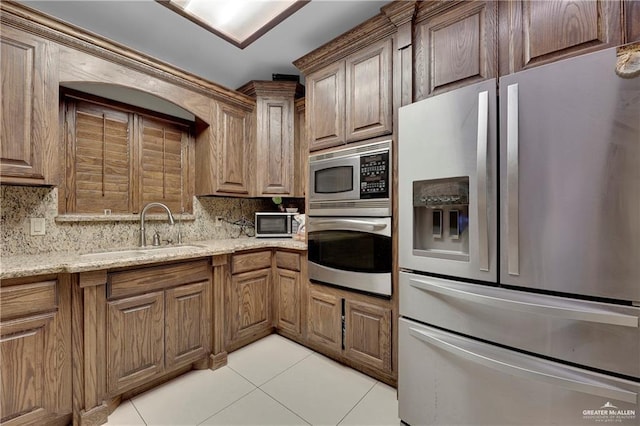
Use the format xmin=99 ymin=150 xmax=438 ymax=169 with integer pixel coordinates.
xmin=20 ymin=0 xmax=390 ymax=91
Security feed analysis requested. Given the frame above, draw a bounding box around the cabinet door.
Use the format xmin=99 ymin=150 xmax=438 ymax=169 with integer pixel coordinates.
xmin=414 ymin=1 xmax=497 ymax=100
xmin=1 ymin=27 xmax=57 ymax=185
xmin=307 ymin=287 xmax=342 ymax=353
xmin=344 ymin=299 xmax=391 ymax=373
xmin=256 ymin=96 xmax=293 ymax=195
xmin=216 ymin=103 xmax=252 ymax=194
xmin=165 ymin=281 xmax=211 ymax=369
xmin=275 ymin=268 xmax=301 ymax=337
xmin=229 ymin=268 xmax=272 ymax=343
xmin=0 ymin=277 xmax=72 ymax=426
xmin=307 ymin=62 xmax=345 ymax=151
xmin=345 ymin=38 xmax=393 ymax=142
xmin=294 ymin=97 xmax=307 ymax=197
xmin=499 ymin=0 xmax=623 ymax=74
xmin=107 ymin=291 xmax=164 ymax=395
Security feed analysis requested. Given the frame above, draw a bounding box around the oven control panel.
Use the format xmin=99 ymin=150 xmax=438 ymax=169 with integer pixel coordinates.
xmin=360 ymin=152 xmax=389 ymax=199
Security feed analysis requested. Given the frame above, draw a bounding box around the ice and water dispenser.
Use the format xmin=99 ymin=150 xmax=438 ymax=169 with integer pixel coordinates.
xmin=412 ymin=177 xmax=470 ymax=261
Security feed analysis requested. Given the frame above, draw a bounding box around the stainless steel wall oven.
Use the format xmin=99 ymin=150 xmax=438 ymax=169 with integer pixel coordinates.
xmin=308 ymin=140 xmax=393 ymax=297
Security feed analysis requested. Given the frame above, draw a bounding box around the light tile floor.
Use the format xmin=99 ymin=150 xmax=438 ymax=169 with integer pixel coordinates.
xmin=106 ymin=334 xmax=400 ymax=426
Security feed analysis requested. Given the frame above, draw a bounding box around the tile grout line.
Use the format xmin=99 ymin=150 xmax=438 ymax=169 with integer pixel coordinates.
xmin=195 ymin=386 xmax=260 ymax=426
xmin=256 ymin=387 xmax=313 ymax=426
xmin=335 ymin=380 xmax=379 ymax=425
xmin=128 ymin=399 xmax=148 ymax=426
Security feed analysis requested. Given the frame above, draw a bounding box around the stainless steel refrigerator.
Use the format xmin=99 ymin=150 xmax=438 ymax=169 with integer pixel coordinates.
xmin=398 ymin=45 xmax=640 ymax=425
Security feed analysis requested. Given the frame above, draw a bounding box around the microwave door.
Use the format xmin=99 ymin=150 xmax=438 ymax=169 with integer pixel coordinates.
xmin=309 ymin=156 xmax=360 ymax=202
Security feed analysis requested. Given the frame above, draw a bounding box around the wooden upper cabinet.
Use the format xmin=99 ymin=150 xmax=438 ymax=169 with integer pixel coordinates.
xmin=307 ymin=61 xmax=346 ymax=151
xmin=294 ymin=98 xmax=307 ymax=197
xmin=306 ymin=37 xmax=393 ymax=151
xmin=414 ymin=1 xmax=498 ymax=99
xmin=237 ymin=81 xmax=303 ymax=197
xmin=1 ymin=26 xmax=58 ymax=185
xmin=216 ymin=102 xmax=253 ymax=195
xmin=345 ymin=38 xmax=393 ymax=142
xmin=499 ymin=0 xmax=623 ymax=74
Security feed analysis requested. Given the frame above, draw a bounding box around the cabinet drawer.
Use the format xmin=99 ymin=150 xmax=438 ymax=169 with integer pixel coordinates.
xmin=275 ymin=251 xmax=300 ymax=271
xmin=232 ymin=251 xmax=272 ymax=274
xmin=108 ymin=260 xmax=210 ymax=299
xmin=0 ymin=276 xmax=57 ymax=321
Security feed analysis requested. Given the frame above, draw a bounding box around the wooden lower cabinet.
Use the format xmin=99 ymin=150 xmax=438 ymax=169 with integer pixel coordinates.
xmin=165 ymin=281 xmax=210 ymax=368
xmin=227 ymin=263 xmax=273 ymax=350
xmin=0 ymin=274 xmax=72 ymax=426
xmin=306 ymin=282 xmax=394 ymax=384
xmin=275 ymin=268 xmax=302 ymax=337
xmin=106 ymin=291 xmax=165 ymax=395
xmin=307 ymin=288 xmax=342 ymax=354
xmin=274 ymin=251 xmax=304 ymax=340
xmin=344 ymin=299 xmax=392 ymax=372
xmin=103 ymin=260 xmax=212 ymax=396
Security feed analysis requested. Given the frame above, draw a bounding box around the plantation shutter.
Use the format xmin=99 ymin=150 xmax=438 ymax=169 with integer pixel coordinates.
xmin=139 ymin=116 xmax=186 ymax=213
xmin=71 ymin=101 xmax=132 ymax=213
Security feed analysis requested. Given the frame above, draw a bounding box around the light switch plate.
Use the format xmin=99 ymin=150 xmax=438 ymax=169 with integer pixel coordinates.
xmin=30 ymin=218 xmax=46 ymax=236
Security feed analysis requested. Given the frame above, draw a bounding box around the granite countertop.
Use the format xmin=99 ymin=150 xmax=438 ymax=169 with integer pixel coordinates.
xmin=0 ymin=237 xmax=307 ymax=279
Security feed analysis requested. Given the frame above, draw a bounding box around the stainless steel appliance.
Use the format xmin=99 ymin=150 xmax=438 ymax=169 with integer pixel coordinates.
xmin=309 ymin=140 xmax=391 ymax=217
xmin=307 ymin=216 xmax=392 ymax=296
xmin=254 ymin=212 xmax=298 ymax=238
xmin=398 ymin=46 xmax=640 ymax=425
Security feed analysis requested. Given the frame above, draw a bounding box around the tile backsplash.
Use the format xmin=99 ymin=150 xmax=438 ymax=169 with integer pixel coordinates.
xmin=0 ymin=185 xmax=273 ymax=256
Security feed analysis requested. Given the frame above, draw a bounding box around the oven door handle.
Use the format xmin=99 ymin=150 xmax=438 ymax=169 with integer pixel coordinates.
xmin=308 ymin=219 xmax=388 ymax=233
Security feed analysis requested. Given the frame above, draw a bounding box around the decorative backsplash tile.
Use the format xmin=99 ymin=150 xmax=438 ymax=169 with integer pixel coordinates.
xmin=0 ymin=185 xmax=274 ymax=256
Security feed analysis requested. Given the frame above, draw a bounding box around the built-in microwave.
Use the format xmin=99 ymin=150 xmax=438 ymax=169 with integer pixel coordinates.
xmin=255 ymin=212 xmax=299 ymax=238
xmin=309 ymin=140 xmax=391 ymax=216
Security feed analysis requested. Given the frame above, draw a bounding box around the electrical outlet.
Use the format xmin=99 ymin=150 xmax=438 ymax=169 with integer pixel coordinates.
xmin=215 ymin=216 xmax=223 ymax=228
xmin=30 ymin=218 xmax=46 ymax=236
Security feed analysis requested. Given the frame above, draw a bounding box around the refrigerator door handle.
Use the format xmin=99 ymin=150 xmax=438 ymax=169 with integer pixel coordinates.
xmin=409 ymin=277 xmax=639 ymax=328
xmin=476 ymin=90 xmax=490 ymax=272
xmin=408 ymin=325 xmax=638 ymax=404
xmin=507 ymin=83 xmax=520 ymax=276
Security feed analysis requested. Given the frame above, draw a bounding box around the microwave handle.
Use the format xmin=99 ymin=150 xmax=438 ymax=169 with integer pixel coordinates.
xmin=309 ymin=218 xmax=387 ymax=233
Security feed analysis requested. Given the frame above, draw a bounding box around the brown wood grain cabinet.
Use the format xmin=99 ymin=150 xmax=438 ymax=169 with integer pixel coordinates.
xmin=207 ymin=102 xmax=254 ymax=196
xmin=0 ymin=26 xmax=58 ymax=186
xmin=237 ymin=81 xmax=304 ymax=197
xmin=294 ymin=98 xmax=307 ymax=197
xmin=0 ymin=274 xmax=72 ymax=426
xmin=307 ymin=286 xmax=343 ymax=354
xmin=274 ymin=251 xmax=303 ymax=339
xmin=499 ymin=0 xmax=624 ymax=75
xmin=104 ymin=260 xmax=212 ymax=396
xmin=306 ymin=282 xmax=394 ymax=383
xmin=306 ymin=38 xmax=393 ymax=151
xmin=344 ymin=299 xmax=392 ymax=373
xmin=226 ymin=251 xmax=273 ymax=351
xmin=414 ymin=1 xmax=498 ymax=99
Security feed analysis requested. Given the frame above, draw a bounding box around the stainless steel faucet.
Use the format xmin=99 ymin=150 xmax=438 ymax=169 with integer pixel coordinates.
xmin=139 ymin=202 xmax=175 ymax=247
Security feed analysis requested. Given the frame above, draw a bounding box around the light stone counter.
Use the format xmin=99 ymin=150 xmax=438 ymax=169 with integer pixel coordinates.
xmin=0 ymin=237 xmax=307 ymax=279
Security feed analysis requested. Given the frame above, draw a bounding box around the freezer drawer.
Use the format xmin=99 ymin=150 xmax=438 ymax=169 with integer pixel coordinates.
xmin=400 ymin=272 xmax=640 ymax=378
xmin=399 ymin=318 xmax=640 ymax=426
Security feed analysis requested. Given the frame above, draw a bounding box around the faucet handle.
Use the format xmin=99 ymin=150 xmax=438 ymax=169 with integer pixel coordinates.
xmin=152 ymin=231 xmax=161 ymax=246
